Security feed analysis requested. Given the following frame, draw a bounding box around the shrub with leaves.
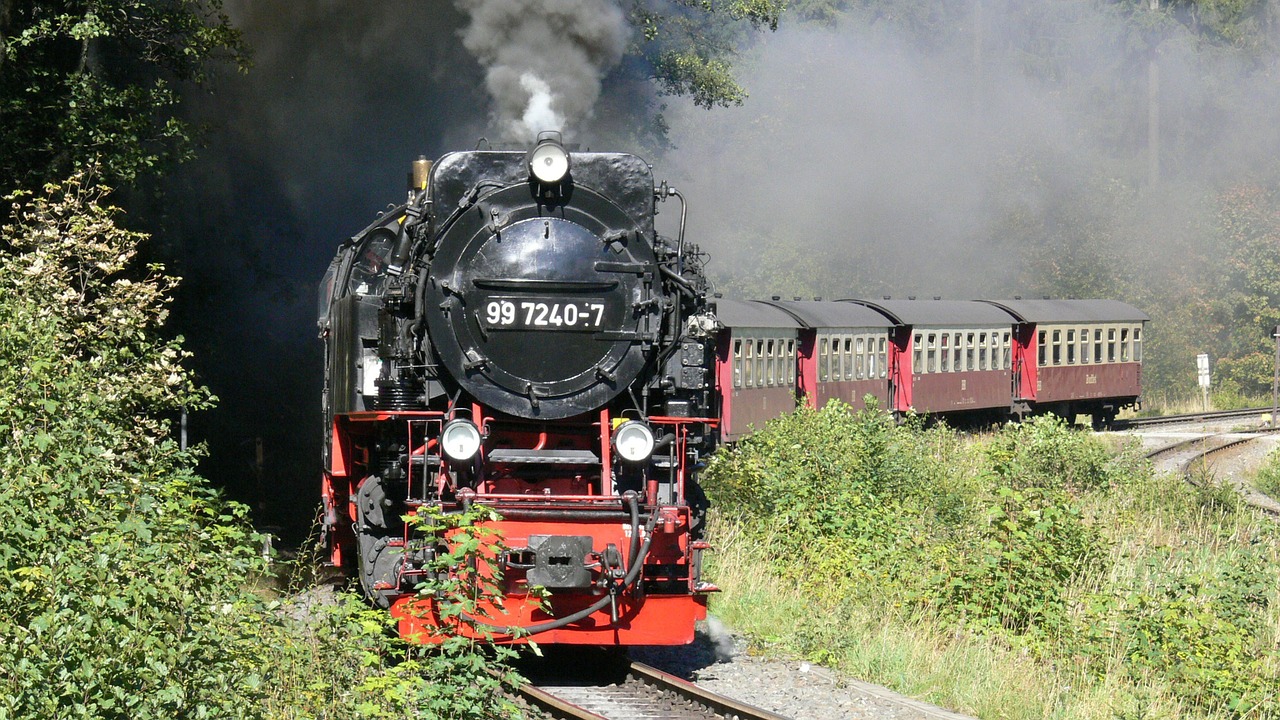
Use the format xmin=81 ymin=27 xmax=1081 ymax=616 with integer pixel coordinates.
xmin=0 ymin=176 xmax=273 ymax=716
xmin=707 ymin=409 xmax=1110 ymax=629
xmin=0 ymin=177 xmax=524 ymax=719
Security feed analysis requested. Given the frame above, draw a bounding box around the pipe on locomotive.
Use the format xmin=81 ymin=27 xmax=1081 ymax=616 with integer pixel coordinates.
xmin=655 ymin=182 xmax=687 ymax=273
xmin=458 ymin=491 xmax=656 ymax=637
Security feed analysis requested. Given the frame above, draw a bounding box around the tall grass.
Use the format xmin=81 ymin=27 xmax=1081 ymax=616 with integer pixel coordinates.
xmin=703 ymin=405 xmax=1280 ymax=719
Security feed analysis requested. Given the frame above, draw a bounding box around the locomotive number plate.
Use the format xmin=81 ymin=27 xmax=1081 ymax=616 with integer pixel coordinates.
xmin=481 ymin=296 xmax=609 ymax=331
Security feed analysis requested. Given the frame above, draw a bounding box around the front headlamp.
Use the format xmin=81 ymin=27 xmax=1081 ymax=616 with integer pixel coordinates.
xmin=527 ymin=135 xmax=570 ymax=185
xmin=441 ymin=419 xmax=482 ymax=463
xmin=613 ymin=421 xmax=655 ymax=464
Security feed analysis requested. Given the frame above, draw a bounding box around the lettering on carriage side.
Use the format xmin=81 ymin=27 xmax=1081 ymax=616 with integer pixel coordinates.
xmin=1085 ymin=374 xmax=1097 ymax=384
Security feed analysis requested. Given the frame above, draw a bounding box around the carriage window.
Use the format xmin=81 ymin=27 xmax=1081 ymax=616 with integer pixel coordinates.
xmin=940 ymin=334 xmax=950 ymax=372
xmin=787 ymin=340 xmax=797 ymax=386
xmin=1133 ymin=327 xmax=1143 ymax=362
xmin=1038 ymin=330 xmax=1047 ymax=367
xmin=914 ymin=334 xmax=924 ymax=373
xmin=766 ymin=339 xmax=776 ymax=387
xmin=733 ymin=339 xmax=743 ymax=388
xmin=844 ymin=335 xmax=855 ymax=381
xmin=855 ymin=337 xmax=865 ymax=379
xmin=819 ymin=338 xmax=830 ymax=382
xmin=1051 ymin=329 xmax=1061 ymax=366
xmin=1080 ymin=328 xmax=1090 ymax=364
xmin=952 ymin=333 xmax=962 ymax=372
xmin=1107 ymin=329 xmax=1116 ymax=362
xmin=927 ymin=333 xmax=938 ymax=373
xmin=966 ymin=333 xmax=976 ymax=372
xmin=834 ymin=336 xmax=843 ymax=381
xmin=1120 ymin=328 xmax=1130 ymax=362
xmin=977 ymin=332 xmax=987 ymax=370
xmin=878 ymin=337 xmax=888 ymax=378
xmin=743 ymin=338 xmax=754 ymax=387
xmin=777 ymin=340 xmax=787 ymax=386
xmin=1066 ymin=329 xmax=1076 ymax=365
xmin=756 ymin=340 xmax=765 ymax=386
xmin=1003 ymin=332 xmax=1011 ymax=369
xmin=832 ymin=337 xmax=841 ymax=381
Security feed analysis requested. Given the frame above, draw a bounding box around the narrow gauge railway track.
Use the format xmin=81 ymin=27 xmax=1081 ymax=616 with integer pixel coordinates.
xmin=1114 ymin=406 xmax=1271 ymax=431
xmin=1175 ymin=434 xmax=1280 ymax=517
xmin=1143 ymin=430 xmax=1274 ymax=465
xmin=517 ymin=660 xmax=791 ymax=720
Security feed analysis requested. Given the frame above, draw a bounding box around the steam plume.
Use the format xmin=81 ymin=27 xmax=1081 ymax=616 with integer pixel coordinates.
xmin=454 ymin=0 xmax=627 ymax=140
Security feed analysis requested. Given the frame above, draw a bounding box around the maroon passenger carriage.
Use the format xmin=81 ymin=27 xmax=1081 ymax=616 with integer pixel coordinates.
xmin=982 ymin=299 xmax=1148 ymax=428
xmin=711 ymin=297 xmax=1147 ymax=429
xmin=711 ymin=299 xmax=802 ymax=441
xmin=843 ymin=299 xmax=1018 ymax=421
xmin=765 ymin=300 xmax=895 ymax=413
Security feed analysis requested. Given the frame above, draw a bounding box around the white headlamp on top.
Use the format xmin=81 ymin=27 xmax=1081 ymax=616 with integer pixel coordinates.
xmin=613 ymin=421 xmax=655 ymax=464
xmin=527 ymin=134 xmax=570 ymax=185
xmin=441 ymin=419 xmax=482 ymax=463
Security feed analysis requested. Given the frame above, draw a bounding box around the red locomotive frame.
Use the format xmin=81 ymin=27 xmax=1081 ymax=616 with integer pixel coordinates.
xmin=323 ymin=406 xmax=716 ymax=645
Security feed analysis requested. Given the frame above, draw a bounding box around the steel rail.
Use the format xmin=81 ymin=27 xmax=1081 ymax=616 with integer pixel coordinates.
xmin=628 ymin=661 xmax=792 ymax=720
xmin=1114 ymin=406 xmax=1271 ymax=431
xmin=515 ymin=660 xmax=792 ymax=720
xmin=1172 ymin=430 xmax=1280 ymax=515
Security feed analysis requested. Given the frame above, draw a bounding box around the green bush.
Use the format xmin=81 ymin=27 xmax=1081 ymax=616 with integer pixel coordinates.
xmin=707 ymin=406 xmax=1280 ymax=717
xmin=0 ymin=177 xmax=521 ymax=719
xmin=705 ymin=406 xmax=1104 ymax=634
xmin=1255 ymin=448 xmax=1280 ymax=500
xmin=0 ymin=177 xmax=269 ymax=717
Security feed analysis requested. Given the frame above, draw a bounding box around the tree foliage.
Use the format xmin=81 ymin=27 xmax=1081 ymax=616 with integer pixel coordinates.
xmin=0 ymin=0 xmax=249 ymax=197
xmin=627 ymin=0 xmax=787 ymax=108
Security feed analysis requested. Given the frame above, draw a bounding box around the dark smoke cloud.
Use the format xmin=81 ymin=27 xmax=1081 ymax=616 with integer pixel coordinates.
xmin=454 ymin=0 xmax=628 ymax=140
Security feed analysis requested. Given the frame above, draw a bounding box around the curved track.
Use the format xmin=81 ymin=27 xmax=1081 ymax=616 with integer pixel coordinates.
xmin=1138 ymin=428 xmax=1280 ymax=517
xmin=516 ymin=659 xmax=791 ymax=720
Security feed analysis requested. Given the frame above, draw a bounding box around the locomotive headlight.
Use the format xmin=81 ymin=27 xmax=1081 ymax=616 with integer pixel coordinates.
xmin=527 ymin=137 xmax=570 ymax=184
xmin=613 ymin=421 xmax=655 ymax=464
xmin=441 ymin=419 xmax=482 ymax=463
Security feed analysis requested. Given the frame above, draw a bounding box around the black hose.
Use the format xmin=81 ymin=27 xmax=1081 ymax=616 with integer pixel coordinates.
xmin=459 ymin=492 xmax=656 ymax=636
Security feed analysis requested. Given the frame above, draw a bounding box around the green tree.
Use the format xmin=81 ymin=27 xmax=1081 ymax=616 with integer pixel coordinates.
xmin=0 ymin=0 xmax=249 ymax=197
xmin=1208 ymin=182 xmax=1280 ymax=395
xmin=628 ymin=0 xmax=787 ymax=108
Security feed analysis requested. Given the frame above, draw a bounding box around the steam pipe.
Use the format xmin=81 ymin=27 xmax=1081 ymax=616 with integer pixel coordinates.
xmin=670 ymin=188 xmax=687 ymax=273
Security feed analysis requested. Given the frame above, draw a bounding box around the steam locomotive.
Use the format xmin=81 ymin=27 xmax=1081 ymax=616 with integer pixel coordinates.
xmin=317 ymin=136 xmax=720 ymax=645
xmin=317 ymin=137 xmax=1149 ymax=647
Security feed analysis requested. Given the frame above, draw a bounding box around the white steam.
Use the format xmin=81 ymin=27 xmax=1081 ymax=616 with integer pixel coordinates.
xmin=454 ymin=0 xmax=627 ymax=141
xmin=518 ymin=73 xmax=565 ymax=139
